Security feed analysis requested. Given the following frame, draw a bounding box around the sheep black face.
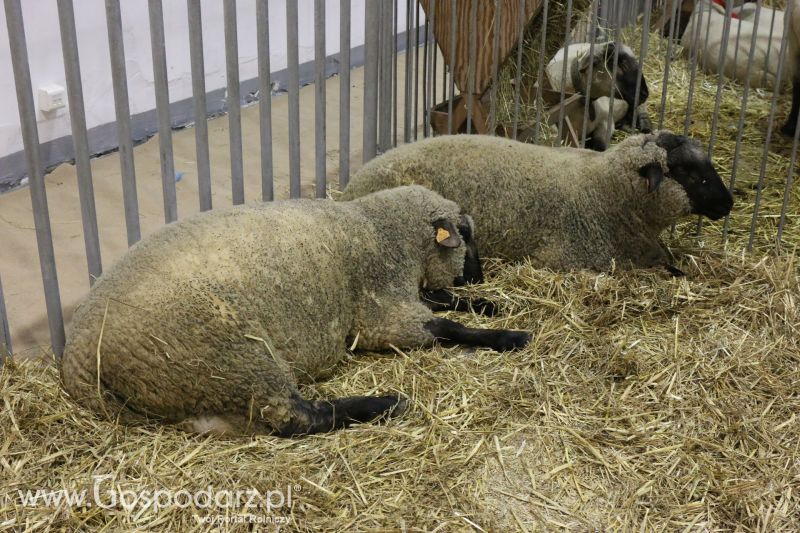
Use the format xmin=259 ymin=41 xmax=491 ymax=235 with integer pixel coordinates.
xmin=615 ymin=47 xmax=649 ymax=112
xmin=580 ymin=43 xmax=649 ymax=111
xmin=655 ymin=133 xmax=734 ymax=220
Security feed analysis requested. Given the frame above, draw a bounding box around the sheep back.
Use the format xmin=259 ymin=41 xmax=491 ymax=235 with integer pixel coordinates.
xmin=341 ymin=134 xmax=679 ymax=271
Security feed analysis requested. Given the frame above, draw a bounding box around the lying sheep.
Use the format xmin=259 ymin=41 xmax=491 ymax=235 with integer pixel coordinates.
xmin=546 ymin=42 xmax=652 ymax=150
xmin=60 ymin=186 xmax=531 ymax=437
xmin=782 ymin=0 xmax=800 ymax=136
xmin=339 ymin=132 xmax=734 ymax=272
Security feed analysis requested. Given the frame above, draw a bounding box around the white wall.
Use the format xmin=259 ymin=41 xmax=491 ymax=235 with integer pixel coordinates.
xmin=0 ymin=0 xmax=370 ymax=161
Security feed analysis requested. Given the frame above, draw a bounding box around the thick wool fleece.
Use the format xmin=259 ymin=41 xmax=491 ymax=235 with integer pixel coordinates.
xmin=340 ymin=134 xmax=687 ymax=271
xmin=61 ymin=186 xmax=465 ymax=432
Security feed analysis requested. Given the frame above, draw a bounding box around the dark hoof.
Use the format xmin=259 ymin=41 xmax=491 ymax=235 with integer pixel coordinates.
xmin=491 ymin=330 xmax=532 ymax=351
xmin=665 ymin=264 xmax=685 ymax=277
xmin=367 ymin=395 xmax=408 ymax=423
xmin=471 ymin=298 xmax=497 ymax=317
xmin=780 ymin=122 xmax=796 ymax=137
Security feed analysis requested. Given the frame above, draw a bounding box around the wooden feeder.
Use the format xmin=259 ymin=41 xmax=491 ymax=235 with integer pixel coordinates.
xmin=420 ymin=0 xmax=543 ymax=135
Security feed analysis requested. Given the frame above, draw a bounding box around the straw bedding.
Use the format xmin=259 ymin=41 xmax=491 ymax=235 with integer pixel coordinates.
xmin=2 ymin=251 xmax=798 ymax=531
xmin=3 ymin=7 xmax=800 ymax=533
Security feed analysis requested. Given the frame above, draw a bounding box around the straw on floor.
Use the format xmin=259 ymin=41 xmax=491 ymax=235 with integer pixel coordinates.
xmin=2 ymin=250 xmax=798 ymax=531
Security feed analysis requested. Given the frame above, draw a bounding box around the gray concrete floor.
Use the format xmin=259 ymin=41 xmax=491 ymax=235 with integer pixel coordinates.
xmin=1 ymin=51 xmax=439 ymax=356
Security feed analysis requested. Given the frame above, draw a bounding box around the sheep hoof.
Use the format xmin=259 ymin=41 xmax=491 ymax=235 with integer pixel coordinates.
xmin=471 ymin=298 xmax=497 ymax=317
xmin=665 ymin=264 xmax=685 ymax=277
xmin=490 ymin=330 xmax=532 ymax=352
xmin=344 ymin=394 xmax=409 ymax=425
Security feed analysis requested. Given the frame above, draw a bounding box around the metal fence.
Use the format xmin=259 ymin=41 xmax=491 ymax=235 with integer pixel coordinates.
xmin=0 ymin=0 xmax=797 ymax=360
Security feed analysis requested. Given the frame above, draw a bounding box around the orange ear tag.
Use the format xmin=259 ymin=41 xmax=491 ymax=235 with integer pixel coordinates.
xmin=435 ymin=228 xmax=451 ymax=243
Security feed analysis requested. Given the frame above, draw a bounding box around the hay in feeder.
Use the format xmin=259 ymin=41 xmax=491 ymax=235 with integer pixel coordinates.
xmin=2 ymin=249 xmax=799 ymax=531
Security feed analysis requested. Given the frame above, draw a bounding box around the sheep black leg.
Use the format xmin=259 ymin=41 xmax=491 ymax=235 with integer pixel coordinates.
xmin=275 ymin=393 xmax=408 ymax=436
xmin=421 ymin=289 xmax=497 ymax=316
xmin=665 ymin=264 xmax=685 ymax=277
xmin=425 ymin=317 xmax=530 ymax=351
xmin=781 ymin=76 xmax=800 ymax=137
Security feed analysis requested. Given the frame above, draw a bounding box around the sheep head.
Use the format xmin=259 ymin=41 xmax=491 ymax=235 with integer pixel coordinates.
xmin=577 ymin=42 xmax=649 ymax=111
xmin=654 ymin=132 xmax=734 ymax=220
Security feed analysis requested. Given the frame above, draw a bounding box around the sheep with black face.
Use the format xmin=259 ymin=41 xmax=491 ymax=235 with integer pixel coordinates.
xmin=546 ymin=41 xmax=652 ymax=150
xmin=340 ymin=132 xmax=734 ymax=272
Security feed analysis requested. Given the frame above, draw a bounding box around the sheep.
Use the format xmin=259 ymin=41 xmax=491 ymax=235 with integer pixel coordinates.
xmin=60 ymin=186 xmax=531 ymax=437
xmin=339 ymin=132 xmax=734 ymax=272
xmin=546 ymin=41 xmax=652 ymax=151
xmin=681 ymin=0 xmax=785 ymax=91
xmin=782 ymin=0 xmax=800 ymax=136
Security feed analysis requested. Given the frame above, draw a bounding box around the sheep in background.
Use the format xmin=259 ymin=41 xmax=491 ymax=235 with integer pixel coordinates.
xmin=682 ymin=0 xmax=785 ymax=92
xmin=339 ymin=132 xmax=733 ymax=272
xmin=546 ymin=41 xmax=652 ymax=151
xmin=60 ymin=186 xmax=531 ymax=437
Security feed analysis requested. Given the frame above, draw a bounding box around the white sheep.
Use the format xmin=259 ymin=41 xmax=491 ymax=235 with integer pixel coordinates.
xmin=60 ymin=186 xmax=531 ymax=437
xmin=339 ymin=132 xmax=734 ymax=272
xmin=546 ymin=42 xmax=652 ymax=150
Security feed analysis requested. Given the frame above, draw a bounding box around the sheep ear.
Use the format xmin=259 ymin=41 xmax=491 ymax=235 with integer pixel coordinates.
xmin=638 ymin=162 xmax=664 ymax=193
xmin=433 ymin=219 xmax=462 ymax=248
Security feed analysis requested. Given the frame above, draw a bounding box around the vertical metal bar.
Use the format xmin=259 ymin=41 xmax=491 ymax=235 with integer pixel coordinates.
xmin=425 ymin=0 xmax=436 ymax=136
xmin=466 ymin=0 xmax=477 ymax=134
xmin=5 ymin=0 xmax=66 ymax=357
xmin=421 ymin=1 xmax=430 ymax=137
xmin=148 ymin=0 xmax=178 ymax=223
xmin=489 ymin=0 xmax=502 ymax=135
xmin=105 ymin=0 xmax=141 ymax=246
xmin=707 ymin=0 xmax=734 ymax=156
xmin=749 ymin=3 xmax=792 ymax=249
xmin=413 ymin=1 xmax=421 ymax=139
xmin=380 ymin=0 xmax=393 ymax=150
xmin=363 ymin=0 xmax=380 ymax=162
xmin=630 ymin=0 xmax=651 ymax=130
xmin=340 ymin=0 xmax=351 ymax=188
xmin=534 ymin=0 xmax=552 ymax=144
xmin=287 ymin=1 xmax=302 ymax=194
xmin=579 ymin=1 xmax=599 ymax=147
xmin=511 ymin=0 xmax=525 ymax=139
xmin=723 ymin=1 xmax=762 ymax=240
xmin=760 ymin=6 xmax=778 ymax=89
xmin=682 ymin=2 xmax=704 ymax=135
xmin=447 ymin=0 xmax=456 ymax=134
xmin=188 ymin=0 xmax=212 ymax=211
xmin=603 ymin=0 xmax=623 ymax=148
xmin=0 ymin=274 xmax=10 ymax=359
xmin=57 ymin=0 xmax=102 ymax=284
xmin=658 ymin=0 xmax=681 ymax=129
xmin=256 ymin=0 xmax=274 ymax=201
xmin=698 ymin=0 xmax=713 ymax=72
xmin=404 ymin=0 xmax=413 ymax=142
xmin=314 ymin=0 xmax=327 ymax=198
xmin=431 ymin=2 xmax=438 ymax=119
xmin=732 ymin=8 xmax=744 ymax=75
xmin=556 ymin=0 xmax=575 ymax=143
xmin=224 ymin=0 xmax=244 ymax=204
xmin=393 ymin=0 xmax=399 ymax=146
